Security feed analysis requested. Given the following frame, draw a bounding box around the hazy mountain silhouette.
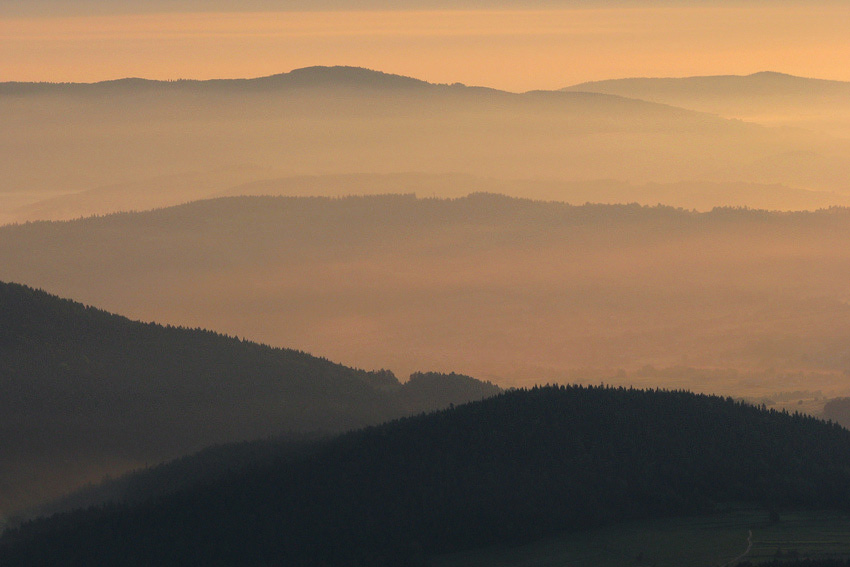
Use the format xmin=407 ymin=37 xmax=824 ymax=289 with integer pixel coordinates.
xmin=3 ymin=194 xmax=850 ymax=396
xmin=0 ymin=281 xmax=499 ymax=517
xmin=7 ymin=172 xmax=850 ymax=225
xmin=4 ymin=385 xmax=850 ymax=566
xmin=0 ymin=66 xmax=435 ymax=96
xmin=567 ymin=71 xmax=850 ymax=100
xmin=3 ymin=166 xmax=284 ymax=224
xmin=216 ymin=173 xmax=850 ymax=212
xmin=565 ymin=71 xmax=850 ymax=138
xmin=5 ymin=66 xmax=849 ymax=210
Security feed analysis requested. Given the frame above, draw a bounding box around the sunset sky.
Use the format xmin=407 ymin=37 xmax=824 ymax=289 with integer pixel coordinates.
xmin=3 ymin=1 xmax=849 ymax=91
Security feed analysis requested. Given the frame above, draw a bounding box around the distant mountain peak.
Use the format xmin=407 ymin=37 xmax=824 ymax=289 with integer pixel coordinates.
xmin=564 ymin=70 xmax=848 ymax=92
xmin=0 ymin=66 xmax=435 ymax=95
xmin=265 ymin=65 xmax=432 ymax=89
xmin=741 ymin=70 xmax=820 ymax=83
xmin=746 ymin=70 xmax=795 ymax=78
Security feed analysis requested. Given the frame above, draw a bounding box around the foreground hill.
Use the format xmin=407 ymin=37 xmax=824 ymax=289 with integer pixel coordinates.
xmin=3 ymin=194 xmax=850 ymax=394
xmin=565 ymin=71 xmax=850 ymax=139
xmin=0 ymin=281 xmax=499 ymax=516
xmin=4 ymin=386 xmax=850 ymax=566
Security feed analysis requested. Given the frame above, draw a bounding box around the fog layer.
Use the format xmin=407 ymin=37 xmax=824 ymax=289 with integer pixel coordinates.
xmin=3 ymin=194 xmax=849 ymax=395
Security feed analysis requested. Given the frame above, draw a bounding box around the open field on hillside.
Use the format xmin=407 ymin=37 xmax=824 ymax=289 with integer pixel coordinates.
xmin=434 ymin=508 xmax=850 ymax=567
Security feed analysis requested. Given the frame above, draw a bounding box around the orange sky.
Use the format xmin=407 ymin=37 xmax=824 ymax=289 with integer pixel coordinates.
xmin=2 ymin=4 xmax=850 ymax=90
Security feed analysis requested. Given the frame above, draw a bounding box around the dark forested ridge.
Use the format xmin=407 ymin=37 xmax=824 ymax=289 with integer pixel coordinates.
xmin=4 ymin=385 xmax=850 ymax=567
xmin=0 ymin=281 xmax=499 ymax=515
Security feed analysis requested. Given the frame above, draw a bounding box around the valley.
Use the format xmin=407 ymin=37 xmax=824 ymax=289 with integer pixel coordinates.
xmin=4 ymin=39 xmax=850 ymax=563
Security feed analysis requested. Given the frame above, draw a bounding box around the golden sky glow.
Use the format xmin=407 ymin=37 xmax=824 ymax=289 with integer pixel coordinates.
xmin=3 ymin=4 xmax=850 ymax=90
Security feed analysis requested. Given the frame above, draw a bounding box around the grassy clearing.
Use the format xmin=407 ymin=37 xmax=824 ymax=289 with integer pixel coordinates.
xmin=745 ymin=510 xmax=850 ymax=564
xmin=432 ymin=507 xmax=850 ymax=567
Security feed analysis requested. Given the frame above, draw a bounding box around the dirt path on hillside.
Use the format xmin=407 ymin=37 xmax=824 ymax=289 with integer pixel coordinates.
xmin=721 ymin=530 xmax=753 ymax=567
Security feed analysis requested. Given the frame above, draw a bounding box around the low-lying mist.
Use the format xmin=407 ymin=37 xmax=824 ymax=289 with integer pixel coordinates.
xmin=2 ymin=194 xmax=849 ymax=396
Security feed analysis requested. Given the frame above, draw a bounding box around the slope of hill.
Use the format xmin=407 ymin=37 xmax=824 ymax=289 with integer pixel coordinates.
xmin=2 ymin=194 xmax=850 ymax=395
xmin=0 ymin=281 xmax=499 ymax=516
xmin=12 ymin=433 xmax=330 ymax=525
xmin=565 ymin=71 xmax=850 ymax=139
xmin=18 ymin=369 xmax=523 ymax=523
xmin=4 ymin=385 xmax=850 ymax=566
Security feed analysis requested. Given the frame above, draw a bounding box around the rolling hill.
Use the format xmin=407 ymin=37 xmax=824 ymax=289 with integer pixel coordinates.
xmin=2 ymin=194 xmax=850 ymax=395
xmin=0 ymin=65 xmax=435 ymax=97
xmin=565 ymin=71 xmax=850 ymax=139
xmin=0 ymin=281 xmax=499 ymax=516
xmin=7 ymin=173 xmax=850 ymax=225
xmin=4 ymin=385 xmax=850 ymax=566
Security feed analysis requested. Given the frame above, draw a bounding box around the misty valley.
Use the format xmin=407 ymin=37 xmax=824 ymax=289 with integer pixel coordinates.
xmin=5 ymin=65 xmax=850 ymax=566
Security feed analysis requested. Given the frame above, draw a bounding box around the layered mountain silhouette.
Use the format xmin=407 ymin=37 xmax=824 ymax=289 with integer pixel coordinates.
xmin=0 ymin=66 xmax=435 ymax=96
xmin=0 ymin=281 xmax=499 ymax=516
xmin=565 ymin=71 xmax=850 ymax=139
xmin=567 ymin=71 xmax=850 ymax=101
xmin=4 ymin=65 xmax=849 ymax=223
xmin=2 ymin=194 xmax=850 ymax=394
xmin=4 ymin=385 xmax=850 ymax=566
xmin=6 ymin=172 xmax=850 ymax=225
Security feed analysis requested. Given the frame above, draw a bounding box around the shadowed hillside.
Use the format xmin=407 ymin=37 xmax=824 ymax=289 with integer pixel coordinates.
xmin=4 ymin=385 xmax=850 ymax=566
xmin=0 ymin=281 xmax=499 ymax=516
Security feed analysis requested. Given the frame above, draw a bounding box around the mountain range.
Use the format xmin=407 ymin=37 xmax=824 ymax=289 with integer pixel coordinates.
xmin=6 ymin=64 xmax=850 ymax=566
xmin=565 ymin=71 xmax=850 ymax=139
xmin=4 ymin=66 xmax=850 ymax=226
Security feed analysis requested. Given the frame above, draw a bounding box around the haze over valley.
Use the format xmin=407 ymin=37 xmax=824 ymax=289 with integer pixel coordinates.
xmin=5 ymin=4 xmax=850 ymax=561
xmin=4 ymin=67 xmax=850 ymax=226
xmin=3 ymin=194 xmax=850 ymax=399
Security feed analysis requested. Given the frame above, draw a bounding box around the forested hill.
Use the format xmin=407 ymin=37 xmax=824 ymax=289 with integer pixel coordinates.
xmin=0 ymin=281 xmax=499 ymax=515
xmin=5 ymin=386 xmax=850 ymax=567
